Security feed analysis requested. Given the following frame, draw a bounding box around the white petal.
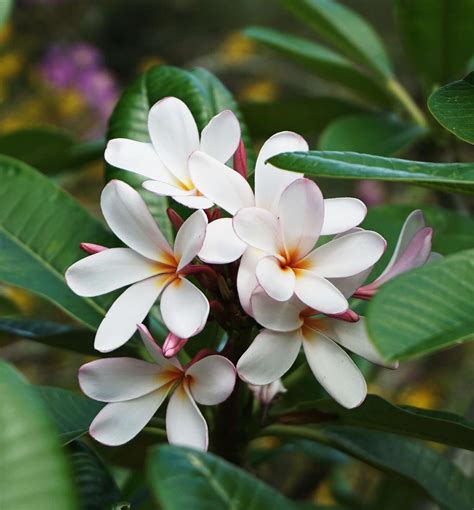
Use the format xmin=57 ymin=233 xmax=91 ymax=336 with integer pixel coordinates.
xmin=186 ymin=355 xmax=236 ymax=405
xmin=101 ymin=180 xmax=174 ymax=262
xmin=142 ymin=180 xmax=192 ymax=197
xmin=66 ymin=248 xmax=158 ymax=297
xmin=278 ymin=178 xmax=323 ymax=261
xmin=189 ymin=151 xmax=255 ymax=215
xmin=233 ymin=207 xmax=281 ymax=254
xmin=321 ymin=198 xmax=367 ymax=236
xmin=200 ymin=110 xmax=241 ymax=163
xmin=294 ymin=270 xmax=348 ymax=314
xmin=104 ymin=139 xmax=176 ymax=183
xmin=79 ymin=358 xmax=165 ymax=402
xmin=160 ymin=278 xmax=209 ymax=338
xmin=256 ymin=256 xmax=296 ymax=301
xmin=137 ymin=324 xmax=182 ymax=369
xmin=301 ymin=230 xmax=386 ymax=278
xmin=329 ymin=267 xmax=373 ymax=298
xmin=237 ymin=248 xmax=265 ymax=315
xmin=172 ymin=194 xmax=214 ymax=210
xmin=302 ymin=330 xmax=367 ymax=408
xmin=237 ymin=329 xmax=302 ymax=385
xmin=166 ymin=383 xmax=208 ymax=450
xmin=148 ymin=97 xmax=199 ymax=185
xmin=255 ymin=131 xmax=308 ymax=214
xmin=89 ymin=387 xmax=170 ymax=446
xmin=251 ymin=289 xmax=303 ymax=332
xmin=198 ymin=218 xmax=246 ymax=263
xmin=95 ymin=275 xmax=173 ymax=353
xmin=174 ymin=210 xmax=208 ymax=270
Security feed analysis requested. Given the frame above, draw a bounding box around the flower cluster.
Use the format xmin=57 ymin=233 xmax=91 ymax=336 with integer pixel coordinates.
xmin=67 ymin=97 xmax=438 ymax=450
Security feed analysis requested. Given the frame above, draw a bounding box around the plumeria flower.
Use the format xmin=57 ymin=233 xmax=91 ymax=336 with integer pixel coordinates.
xmin=79 ymin=325 xmax=236 ymax=449
xmin=66 ymin=180 xmax=210 ymax=352
xmin=104 ymin=97 xmax=240 ymax=209
xmin=354 ymin=210 xmax=442 ymax=300
xmin=237 ymin=289 xmax=396 ymax=409
xmin=249 ymin=379 xmax=287 ymax=406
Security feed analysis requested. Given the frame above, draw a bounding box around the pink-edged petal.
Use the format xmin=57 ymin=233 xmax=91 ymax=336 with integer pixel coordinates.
xmin=321 ymin=198 xmax=367 ymax=236
xmin=237 ymin=248 xmax=265 ymax=316
xmin=200 ymin=110 xmax=240 ymax=163
xmin=166 ymin=383 xmax=208 ymax=451
xmin=148 ymin=97 xmax=199 ymax=185
xmin=255 ymin=131 xmax=308 ymax=214
xmin=278 ymin=178 xmax=324 ymax=261
xmin=198 ymin=218 xmax=246 ymax=263
xmin=189 ymin=151 xmax=255 ymax=215
xmin=101 ymin=180 xmax=174 ymax=262
xmin=256 ymin=256 xmax=296 ymax=301
xmin=302 ymin=329 xmax=367 ymax=409
xmin=294 ymin=270 xmax=348 ymax=314
xmin=66 ymin=248 xmax=158 ymax=297
xmin=237 ymin=329 xmax=302 ymax=385
xmin=172 ymin=194 xmax=214 ymax=210
xmin=233 ymin=207 xmax=281 ymax=254
xmin=137 ymin=324 xmax=182 ymax=369
xmin=95 ymin=274 xmax=173 ymax=353
xmin=160 ymin=277 xmax=209 ymax=338
xmin=174 ymin=210 xmax=208 ymax=271
xmin=142 ymin=180 xmax=193 ymax=197
xmin=186 ymin=355 xmax=236 ymax=405
xmin=90 ymin=386 xmax=170 ymax=446
xmin=79 ymin=358 xmax=165 ymax=402
xmin=301 ymin=230 xmax=386 ymax=278
xmin=251 ymin=289 xmax=303 ymax=332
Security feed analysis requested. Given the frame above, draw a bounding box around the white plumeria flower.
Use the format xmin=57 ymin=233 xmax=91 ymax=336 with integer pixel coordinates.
xmin=66 ymin=180 xmax=210 ymax=352
xmin=105 ymin=96 xmax=241 ymax=209
xmin=237 ymin=288 xmax=396 ymax=409
xmin=249 ymin=379 xmax=287 ymax=406
xmin=79 ymin=325 xmax=236 ymax=450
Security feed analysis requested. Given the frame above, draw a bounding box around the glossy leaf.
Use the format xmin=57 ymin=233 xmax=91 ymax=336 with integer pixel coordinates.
xmin=245 ymin=27 xmax=391 ymax=106
xmin=148 ymin=445 xmax=297 ymax=510
xmin=395 ymin=0 xmax=474 ymax=87
xmin=0 ymin=361 xmax=77 ymax=509
xmin=319 ymin=114 xmax=425 ymax=155
xmin=277 ymin=0 xmax=393 ymax=78
xmin=367 ymin=249 xmax=474 ymax=361
xmin=270 ymin=151 xmax=474 ymax=195
xmin=428 ymin=72 xmax=474 ymax=144
xmin=0 ymin=155 xmax=117 ymax=329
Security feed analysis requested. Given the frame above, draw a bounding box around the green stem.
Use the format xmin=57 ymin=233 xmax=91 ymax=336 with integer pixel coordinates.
xmin=386 ymin=78 xmax=428 ymax=128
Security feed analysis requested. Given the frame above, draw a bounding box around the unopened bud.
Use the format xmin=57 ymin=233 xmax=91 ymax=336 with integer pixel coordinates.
xmin=327 ymin=309 xmax=360 ymax=322
xmin=162 ymin=333 xmax=188 ymax=358
xmin=233 ymin=139 xmax=247 ymax=179
xmin=80 ymin=243 xmax=108 ymax=254
xmin=167 ymin=208 xmax=184 ymax=230
xmin=249 ymin=379 xmax=287 ymax=405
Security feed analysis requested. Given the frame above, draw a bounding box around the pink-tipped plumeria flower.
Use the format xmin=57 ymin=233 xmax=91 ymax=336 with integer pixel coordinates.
xmin=66 ymin=180 xmax=210 ymax=352
xmin=232 ymin=178 xmax=386 ymax=315
xmin=238 ymin=289 xmax=396 ymax=409
xmin=79 ymin=325 xmax=236 ymax=450
xmin=105 ymin=97 xmax=241 ymax=209
xmin=354 ymin=210 xmax=442 ymax=300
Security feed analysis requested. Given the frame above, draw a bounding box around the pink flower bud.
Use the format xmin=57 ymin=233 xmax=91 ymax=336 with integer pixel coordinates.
xmin=233 ymin=139 xmax=247 ymax=179
xmin=80 ymin=243 xmax=107 ymax=254
xmin=166 ymin=208 xmax=184 ymax=230
xmin=162 ymin=333 xmax=188 ymax=358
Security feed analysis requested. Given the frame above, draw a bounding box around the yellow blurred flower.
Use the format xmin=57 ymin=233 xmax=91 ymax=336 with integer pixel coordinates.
xmin=2 ymin=286 xmax=36 ymax=314
xmin=57 ymin=88 xmax=85 ymax=118
xmin=400 ymin=384 xmax=440 ymax=409
xmin=239 ymin=79 xmax=278 ymax=103
xmin=0 ymin=23 xmax=12 ymax=46
xmin=0 ymin=52 xmax=24 ymax=80
xmin=138 ymin=55 xmax=166 ymax=73
xmin=313 ymin=479 xmax=336 ymax=505
xmin=219 ymin=32 xmax=255 ymax=65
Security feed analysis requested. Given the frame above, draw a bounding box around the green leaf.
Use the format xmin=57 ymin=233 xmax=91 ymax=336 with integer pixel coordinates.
xmin=0 ymin=0 xmax=12 ymax=27
xmin=395 ymin=0 xmax=474 ymax=87
xmin=37 ymin=386 xmax=104 ymax=445
xmin=147 ymin=444 xmax=298 ymax=509
xmin=0 ymin=155 xmax=116 ymax=328
xmin=244 ymin=27 xmax=391 ymax=106
xmin=277 ymin=0 xmax=393 ymax=78
xmin=269 ymin=151 xmax=474 ymax=195
xmin=367 ymin=249 xmax=474 ymax=361
xmin=428 ymin=72 xmax=474 ymax=144
xmin=69 ymin=441 xmax=121 ymax=510
xmin=274 ymin=394 xmax=474 ymax=451
xmin=0 ymin=361 xmax=77 ymax=509
xmin=319 ymin=114 xmax=425 ymax=156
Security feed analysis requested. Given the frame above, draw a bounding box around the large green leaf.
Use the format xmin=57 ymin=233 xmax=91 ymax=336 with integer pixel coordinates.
xmin=0 ymin=0 xmax=12 ymax=27
xmin=367 ymin=249 xmax=474 ymax=361
xmin=270 ymin=151 xmax=474 ymax=195
xmin=319 ymin=114 xmax=425 ymax=155
xmin=277 ymin=0 xmax=393 ymax=78
xmin=428 ymin=72 xmax=474 ymax=144
xmin=273 ymin=394 xmax=474 ymax=450
xmin=244 ymin=27 xmax=391 ymax=106
xmin=395 ymin=0 xmax=474 ymax=87
xmin=0 ymin=155 xmax=116 ymax=329
xmin=147 ymin=445 xmax=297 ymax=509
xmin=0 ymin=361 xmax=77 ymax=509
xmin=37 ymin=386 xmax=104 ymax=445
